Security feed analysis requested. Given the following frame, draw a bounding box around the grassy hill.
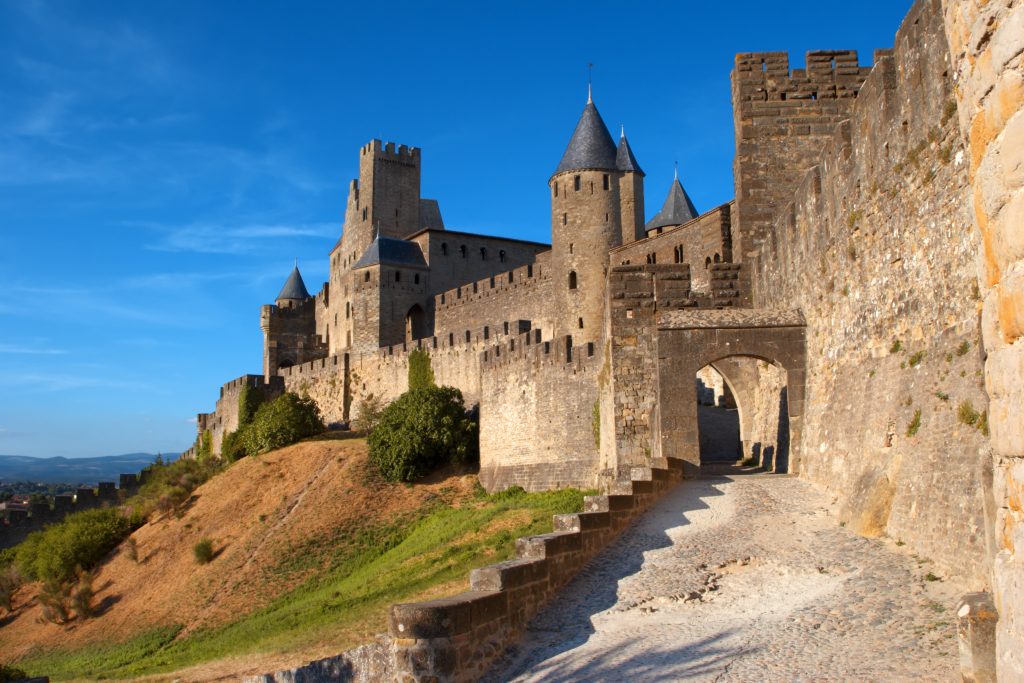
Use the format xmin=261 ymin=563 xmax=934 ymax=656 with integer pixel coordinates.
xmin=0 ymin=434 xmax=588 ymax=681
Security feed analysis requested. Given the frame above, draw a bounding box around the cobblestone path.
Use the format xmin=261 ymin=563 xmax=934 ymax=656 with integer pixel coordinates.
xmin=485 ymin=474 xmax=963 ymax=682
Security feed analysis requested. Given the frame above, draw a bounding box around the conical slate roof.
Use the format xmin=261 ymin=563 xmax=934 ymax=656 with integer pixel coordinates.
xmin=645 ymin=175 xmax=699 ymax=231
xmin=352 ymin=235 xmax=427 ymax=270
xmin=616 ymin=130 xmax=643 ymax=174
xmin=553 ymin=100 xmax=618 ymax=176
xmin=277 ymin=265 xmax=311 ymax=300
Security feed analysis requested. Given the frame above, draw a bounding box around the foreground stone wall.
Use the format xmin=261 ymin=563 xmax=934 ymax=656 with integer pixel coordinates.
xmin=741 ymin=0 xmax=992 ymax=586
xmin=941 ymin=0 xmax=1024 ymax=677
xmin=478 ymin=332 xmax=602 ymax=492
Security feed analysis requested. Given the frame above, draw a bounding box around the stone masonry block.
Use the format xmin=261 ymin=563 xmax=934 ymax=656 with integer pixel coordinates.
xmin=957 ymin=592 xmax=998 ymax=683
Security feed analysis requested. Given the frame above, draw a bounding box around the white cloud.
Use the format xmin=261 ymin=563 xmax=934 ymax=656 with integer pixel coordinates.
xmin=146 ymin=222 xmax=337 ymax=254
xmin=0 ymin=344 xmax=67 ymax=355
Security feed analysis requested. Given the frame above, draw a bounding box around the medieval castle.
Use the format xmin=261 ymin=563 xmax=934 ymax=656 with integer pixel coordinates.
xmin=187 ymin=0 xmax=1024 ymax=678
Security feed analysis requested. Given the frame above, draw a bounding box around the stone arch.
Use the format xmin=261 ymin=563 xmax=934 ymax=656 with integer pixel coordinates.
xmin=405 ymin=304 xmax=428 ymax=342
xmin=652 ymin=310 xmax=806 ymax=476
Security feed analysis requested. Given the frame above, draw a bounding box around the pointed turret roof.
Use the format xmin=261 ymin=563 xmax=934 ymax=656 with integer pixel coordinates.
xmin=277 ymin=265 xmax=311 ymax=301
xmin=645 ymin=174 xmax=699 ymax=231
xmin=554 ymin=98 xmax=618 ymax=177
xmin=616 ymin=127 xmax=643 ymax=174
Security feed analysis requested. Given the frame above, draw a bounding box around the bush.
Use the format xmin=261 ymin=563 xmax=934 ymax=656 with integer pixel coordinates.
xmin=0 ymin=565 xmax=21 ymax=613
xmin=906 ymin=408 xmax=922 ymax=437
xmin=242 ymin=392 xmax=324 ymax=455
xmin=368 ymin=386 xmax=478 ymax=482
xmin=0 ymin=665 xmax=28 ymax=682
xmin=38 ymin=579 xmax=71 ymax=624
xmin=238 ymin=382 xmax=265 ymax=427
xmin=353 ymin=393 xmax=386 ymax=434
xmin=193 ymin=538 xmax=215 ymax=564
xmin=197 ymin=430 xmax=213 ymax=460
xmin=221 ymin=429 xmax=248 ymax=463
xmin=958 ymin=400 xmax=980 ymax=426
xmin=15 ymin=507 xmax=131 ymax=585
xmin=408 ymin=349 xmax=435 ymax=391
xmin=71 ymin=568 xmax=97 ymax=619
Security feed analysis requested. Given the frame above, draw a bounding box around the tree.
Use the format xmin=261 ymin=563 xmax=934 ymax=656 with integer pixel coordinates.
xmin=242 ymin=392 xmax=324 ymax=455
xmin=368 ymin=385 xmax=478 ymax=482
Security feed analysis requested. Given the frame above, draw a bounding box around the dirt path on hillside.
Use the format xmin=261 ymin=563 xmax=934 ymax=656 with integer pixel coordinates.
xmin=485 ymin=474 xmax=964 ymax=682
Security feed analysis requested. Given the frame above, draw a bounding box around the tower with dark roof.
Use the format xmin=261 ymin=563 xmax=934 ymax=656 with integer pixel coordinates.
xmin=645 ymin=170 xmax=699 ymax=233
xmin=549 ymin=92 xmax=645 ymax=343
xmin=261 ymin=263 xmax=326 ymax=379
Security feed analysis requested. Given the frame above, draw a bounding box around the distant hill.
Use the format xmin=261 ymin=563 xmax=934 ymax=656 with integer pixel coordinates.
xmin=0 ymin=453 xmax=180 ymax=485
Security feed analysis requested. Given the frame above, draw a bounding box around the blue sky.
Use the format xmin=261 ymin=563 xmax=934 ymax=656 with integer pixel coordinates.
xmin=0 ymin=0 xmax=912 ymax=458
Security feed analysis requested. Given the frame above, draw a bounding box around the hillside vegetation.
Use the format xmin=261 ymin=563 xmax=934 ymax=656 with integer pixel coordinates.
xmin=0 ymin=435 xmax=588 ymax=681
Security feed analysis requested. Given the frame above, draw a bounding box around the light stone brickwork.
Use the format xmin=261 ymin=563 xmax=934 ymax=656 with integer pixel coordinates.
xmin=941 ymin=0 xmax=1024 ymax=677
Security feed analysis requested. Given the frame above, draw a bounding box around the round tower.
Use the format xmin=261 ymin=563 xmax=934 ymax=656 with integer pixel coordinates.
xmin=549 ymin=93 xmax=643 ymax=344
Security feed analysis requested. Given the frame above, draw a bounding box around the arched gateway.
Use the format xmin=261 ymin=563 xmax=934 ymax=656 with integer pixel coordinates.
xmin=653 ymin=309 xmax=806 ymax=476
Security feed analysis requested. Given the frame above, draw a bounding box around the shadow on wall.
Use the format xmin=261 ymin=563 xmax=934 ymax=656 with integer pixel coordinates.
xmin=483 ymin=479 xmax=733 ymax=681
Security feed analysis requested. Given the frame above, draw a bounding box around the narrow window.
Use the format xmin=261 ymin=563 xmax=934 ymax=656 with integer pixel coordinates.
xmin=457 ymin=287 xmax=461 ymax=299
xmin=473 ymin=282 xmax=478 ymax=293
xmin=578 ymin=317 xmax=584 ymax=329
xmin=527 ymin=264 xmax=533 ymax=277
xmin=569 ymin=242 xmax=574 ymax=254
xmin=554 ymin=182 xmax=559 ymax=197
xmin=562 ymin=213 xmax=567 ymax=225
xmin=362 ymin=208 xmax=367 ymax=220
xmin=395 ymin=271 xmax=401 ymax=282
xmin=364 ymin=272 xmax=370 ymax=282
xmin=603 ymin=174 xmax=609 ymax=190
xmin=460 ymin=245 xmax=467 ymax=258
xmin=414 ymin=273 xmax=420 ymax=284
xmin=490 ymin=276 xmax=495 ymax=288
xmin=441 ymin=243 xmax=448 ymax=256
xmin=480 ymin=247 xmax=487 ymax=260
xmin=705 ymin=257 xmax=712 ymax=269
xmin=449 ymin=332 xmax=454 ymax=345
xmin=441 ymin=293 xmax=445 ymax=304
xmin=714 ymin=253 xmax=721 ymax=263
xmin=568 ymin=271 xmax=577 ymax=289
xmin=503 ymin=321 xmax=509 ymax=335
xmin=465 ymin=330 xmax=471 ymax=343
xmin=345 ymin=302 xmax=350 ymax=319
xmin=574 ymin=175 xmax=580 ymax=191
xmin=651 ymin=253 xmax=657 ymax=264
xmin=499 ymin=250 xmax=506 ymax=263
xmin=484 ymin=326 xmax=490 ymax=340
xmin=590 ymin=181 xmax=594 ymax=193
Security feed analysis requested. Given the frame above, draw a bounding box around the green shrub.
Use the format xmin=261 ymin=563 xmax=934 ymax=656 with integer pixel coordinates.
xmin=908 ymin=350 xmax=925 ymax=367
xmin=242 ymin=392 xmax=324 ymax=455
xmin=0 ymin=565 xmax=21 ymax=613
xmin=408 ymin=349 xmax=435 ymax=391
xmin=956 ymin=340 xmax=971 ymax=356
xmin=890 ymin=339 xmax=903 ymax=354
xmin=978 ymin=410 xmax=989 ymax=436
xmin=368 ymin=386 xmax=479 ymax=482
xmin=591 ymin=401 xmax=600 ymax=448
xmin=38 ymin=579 xmax=71 ymax=624
xmin=221 ymin=429 xmax=248 ymax=463
xmin=193 ymin=538 xmax=215 ymax=565
xmin=238 ymin=383 xmax=265 ymax=427
xmin=958 ymin=400 xmax=980 ymax=426
xmin=353 ymin=393 xmax=386 ymax=433
xmin=15 ymin=507 xmax=131 ymax=585
xmin=0 ymin=665 xmax=28 ymax=682
xmin=71 ymin=568 xmax=97 ymax=619
xmin=906 ymin=409 xmax=922 ymax=437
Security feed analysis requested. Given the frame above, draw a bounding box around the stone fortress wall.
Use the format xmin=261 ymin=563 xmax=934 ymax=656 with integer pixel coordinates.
xmin=738 ymin=0 xmax=991 ymax=585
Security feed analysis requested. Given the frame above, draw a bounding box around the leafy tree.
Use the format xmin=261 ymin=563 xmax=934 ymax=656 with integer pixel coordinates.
xmin=15 ymin=507 xmax=131 ymax=585
xmin=242 ymin=392 xmax=324 ymax=455
xmin=368 ymin=386 xmax=478 ymax=482
xmin=408 ymin=349 xmax=435 ymax=391
xmin=352 ymin=393 xmax=386 ymax=434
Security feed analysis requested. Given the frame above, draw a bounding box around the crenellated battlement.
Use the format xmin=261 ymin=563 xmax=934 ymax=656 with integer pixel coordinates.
xmin=360 ymin=139 xmax=420 ymax=164
xmin=433 ymin=261 xmax=546 ymax=312
xmin=733 ymin=50 xmax=871 ymax=101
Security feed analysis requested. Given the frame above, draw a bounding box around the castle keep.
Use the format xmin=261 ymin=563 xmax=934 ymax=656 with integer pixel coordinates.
xmin=192 ymin=0 xmax=1024 ymax=677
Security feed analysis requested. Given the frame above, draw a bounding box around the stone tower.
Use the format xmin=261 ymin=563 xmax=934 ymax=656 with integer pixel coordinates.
xmin=260 ymin=265 xmax=325 ymax=379
xmin=550 ymin=93 xmax=644 ymax=343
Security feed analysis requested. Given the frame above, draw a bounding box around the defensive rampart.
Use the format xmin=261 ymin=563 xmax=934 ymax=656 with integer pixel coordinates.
xmin=738 ymin=0 xmax=991 ymax=585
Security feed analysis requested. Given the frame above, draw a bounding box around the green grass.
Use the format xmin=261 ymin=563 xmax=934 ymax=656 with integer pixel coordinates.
xmin=15 ymin=486 xmax=591 ymax=680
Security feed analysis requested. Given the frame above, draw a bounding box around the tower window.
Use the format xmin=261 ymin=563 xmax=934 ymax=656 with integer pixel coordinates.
xmin=480 ymin=247 xmax=487 ymax=259
xmin=414 ymin=273 xmax=420 ymax=284
xmin=395 ymin=271 xmax=401 ymax=282
xmin=574 ymin=175 xmax=580 ymax=191
xmin=562 ymin=213 xmax=567 ymax=225
xmin=603 ymin=174 xmax=609 ymax=190
xmin=578 ymin=317 xmax=584 ymax=329
xmin=441 ymin=293 xmax=445 ymax=304
xmin=509 ymin=271 xmax=514 ymax=283
xmin=569 ymin=243 xmax=574 ymax=254
xmin=503 ymin=321 xmax=509 ymax=335
xmin=705 ymin=257 xmax=712 ymax=269
xmin=554 ymin=182 xmax=558 ymax=197
xmin=449 ymin=332 xmax=454 ymax=345
xmin=460 ymin=245 xmax=467 ymax=258
xmin=674 ymin=245 xmax=683 ymax=263
xmin=395 ymin=208 xmax=399 ymax=217
xmin=714 ymin=253 xmax=721 ymax=263
xmin=364 ymin=272 xmax=370 ymax=282
xmin=465 ymin=330 xmax=471 ymax=343
xmin=441 ymin=243 xmax=448 ymax=256
xmin=484 ymin=326 xmax=490 ymax=340
xmin=362 ymin=208 xmax=367 ymax=220
xmin=568 ymin=271 xmax=577 ymax=289
xmin=499 ymin=250 xmax=506 ymax=263
xmin=473 ymin=282 xmax=478 ymax=293
xmin=345 ymin=302 xmax=350 ymax=319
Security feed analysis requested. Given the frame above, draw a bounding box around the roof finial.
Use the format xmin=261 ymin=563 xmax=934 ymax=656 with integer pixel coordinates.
xmin=294 ymin=257 xmax=298 ymax=268
xmin=620 ymin=123 xmax=625 ymax=138
xmin=587 ymin=62 xmax=593 ymax=103
xmin=674 ymin=160 xmax=679 ymax=181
